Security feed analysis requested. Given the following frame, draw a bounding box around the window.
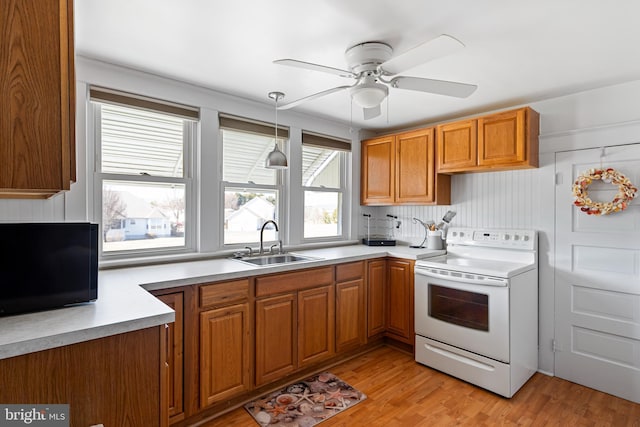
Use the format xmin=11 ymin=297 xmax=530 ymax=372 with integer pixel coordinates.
xmin=91 ymin=88 xmax=197 ymax=256
xmin=302 ymin=132 xmax=350 ymax=240
xmin=221 ymin=115 xmax=288 ymax=246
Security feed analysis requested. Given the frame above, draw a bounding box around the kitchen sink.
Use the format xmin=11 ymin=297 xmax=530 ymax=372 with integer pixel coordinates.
xmin=232 ymin=253 xmax=320 ymax=266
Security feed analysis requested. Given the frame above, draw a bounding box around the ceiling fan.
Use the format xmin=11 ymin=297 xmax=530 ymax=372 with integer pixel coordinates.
xmin=273 ymin=34 xmax=477 ymax=120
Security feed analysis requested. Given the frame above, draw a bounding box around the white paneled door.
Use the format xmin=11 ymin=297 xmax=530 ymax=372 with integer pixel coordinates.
xmin=555 ymin=145 xmax=640 ymax=403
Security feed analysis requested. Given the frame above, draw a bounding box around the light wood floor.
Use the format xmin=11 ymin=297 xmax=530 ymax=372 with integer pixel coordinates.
xmin=200 ymin=346 xmax=640 ymax=426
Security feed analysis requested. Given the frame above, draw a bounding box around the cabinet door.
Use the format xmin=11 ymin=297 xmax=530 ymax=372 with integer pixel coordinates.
xmin=478 ymin=107 xmax=538 ymax=169
xmin=157 ymin=293 xmax=185 ymax=424
xmin=367 ymin=259 xmax=387 ymax=338
xmin=200 ymin=302 xmax=251 ymax=407
xmin=255 ymin=294 xmax=296 ymax=386
xmin=386 ymin=259 xmax=414 ymax=344
xmin=298 ymin=285 xmax=335 ymax=367
xmin=395 ymin=128 xmax=435 ymax=203
xmin=0 ymin=327 xmax=161 ymax=426
xmin=361 ymin=135 xmax=395 ymax=205
xmin=335 ymin=279 xmax=365 ymax=353
xmin=0 ymin=0 xmax=75 ymax=197
xmin=436 ymin=120 xmax=477 ymax=173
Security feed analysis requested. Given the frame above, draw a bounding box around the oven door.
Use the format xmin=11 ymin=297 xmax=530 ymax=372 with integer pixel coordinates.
xmin=415 ymin=266 xmax=510 ymax=363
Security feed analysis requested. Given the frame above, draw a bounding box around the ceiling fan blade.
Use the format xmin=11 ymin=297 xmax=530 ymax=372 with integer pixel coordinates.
xmin=390 ymin=76 xmax=477 ymax=98
xmin=363 ymin=105 xmax=381 ymax=120
xmin=274 ymin=59 xmax=356 ymax=78
xmin=379 ymin=34 xmax=465 ymax=76
xmin=277 ymin=85 xmax=353 ymax=110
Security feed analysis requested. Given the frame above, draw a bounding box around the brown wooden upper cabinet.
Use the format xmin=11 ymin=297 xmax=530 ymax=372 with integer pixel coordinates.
xmin=361 ymin=135 xmax=395 ymax=205
xmin=437 ymin=107 xmax=539 ymax=173
xmin=361 ymin=128 xmax=450 ymax=206
xmin=0 ymin=0 xmax=76 ymax=198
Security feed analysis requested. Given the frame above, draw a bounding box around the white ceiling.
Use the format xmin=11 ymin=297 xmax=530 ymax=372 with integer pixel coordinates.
xmin=75 ymin=0 xmax=640 ymax=132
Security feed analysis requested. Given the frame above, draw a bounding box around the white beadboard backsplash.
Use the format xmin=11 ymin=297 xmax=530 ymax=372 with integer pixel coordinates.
xmin=360 ymin=168 xmax=543 ymax=245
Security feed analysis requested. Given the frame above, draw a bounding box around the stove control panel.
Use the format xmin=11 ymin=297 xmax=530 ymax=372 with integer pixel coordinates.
xmin=447 ymin=228 xmax=537 ymax=250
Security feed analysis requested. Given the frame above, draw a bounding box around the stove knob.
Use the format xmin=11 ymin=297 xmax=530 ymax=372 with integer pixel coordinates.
xmin=503 ymin=234 xmax=510 ymax=241
xmin=523 ymin=235 xmax=530 ymax=241
xmin=513 ymin=234 xmax=520 ymax=241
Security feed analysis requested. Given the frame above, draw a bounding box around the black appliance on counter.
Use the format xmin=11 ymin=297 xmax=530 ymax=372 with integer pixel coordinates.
xmin=361 ymin=237 xmax=396 ymax=246
xmin=0 ymin=222 xmax=98 ymax=316
xmin=361 ymin=213 xmax=396 ymax=246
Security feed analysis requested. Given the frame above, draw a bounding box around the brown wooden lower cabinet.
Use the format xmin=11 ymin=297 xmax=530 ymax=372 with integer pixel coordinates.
xmin=367 ymin=259 xmax=387 ymax=338
xmin=255 ymin=293 xmax=297 ymax=386
xmin=151 ymin=259 xmax=416 ymax=425
xmin=335 ymin=261 xmax=366 ymax=353
xmin=157 ymin=292 xmax=185 ymax=424
xmin=386 ymin=259 xmax=415 ymax=344
xmin=0 ymin=327 xmax=163 ymax=426
xmin=254 ymin=267 xmax=335 ymax=388
xmin=197 ymin=279 xmax=252 ymax=409
xmin=199 ymin=302 xmax=251 ymax=407
xmin=298 ymin=285 xmax=335 ymax=366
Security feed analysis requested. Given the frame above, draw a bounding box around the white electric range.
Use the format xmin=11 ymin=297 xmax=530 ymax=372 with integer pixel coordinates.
xmin=414 ymin=227 xmax=538 ymax=398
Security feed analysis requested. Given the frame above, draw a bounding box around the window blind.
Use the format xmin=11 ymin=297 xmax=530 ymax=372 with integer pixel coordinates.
xmin=302 ymin=131 xmax=350 ymax=151
xmin=90 ymin=87 xmax=199 ymax=120
xmin=219 ymin=114 xmax=289 ymax=139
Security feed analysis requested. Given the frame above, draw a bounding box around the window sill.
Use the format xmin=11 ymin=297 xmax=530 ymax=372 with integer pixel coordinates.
xmin=99 ymin=239 xmax=359 ymax=270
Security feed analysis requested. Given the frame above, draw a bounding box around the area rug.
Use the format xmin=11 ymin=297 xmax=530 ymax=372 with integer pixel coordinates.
xmin=244 ymin=372 xmax=367 ymax=426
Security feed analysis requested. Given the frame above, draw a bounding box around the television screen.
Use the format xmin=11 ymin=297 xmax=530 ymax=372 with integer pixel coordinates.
xmin=0 ymin=222 xmax=98 ymax=316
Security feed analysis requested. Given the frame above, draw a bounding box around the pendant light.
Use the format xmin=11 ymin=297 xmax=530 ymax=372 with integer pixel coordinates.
xmin=265 ymin=91 xmax=288 ymax=169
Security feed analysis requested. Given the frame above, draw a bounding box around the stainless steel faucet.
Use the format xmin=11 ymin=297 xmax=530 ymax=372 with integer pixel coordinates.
xmin=259 ymin=220 xmax=279 ymax=255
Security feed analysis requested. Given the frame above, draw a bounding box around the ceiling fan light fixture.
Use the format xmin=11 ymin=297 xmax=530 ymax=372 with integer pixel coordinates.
xmin=266 ymin=91 xmax=288 ymax=169
xmin=349 ymin=82 xmax=389 ymax=108
xmin=273 ymin=34 xmax=476 ymax=116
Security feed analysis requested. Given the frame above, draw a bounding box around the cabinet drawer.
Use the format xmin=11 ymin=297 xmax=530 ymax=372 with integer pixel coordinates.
xmin=335 ymin=261 xmax=364 ymax=282
xmin=255 ymin=267 xmax=333 ymax=297
xmin=199 ymin=279 xmax=249 ymax=307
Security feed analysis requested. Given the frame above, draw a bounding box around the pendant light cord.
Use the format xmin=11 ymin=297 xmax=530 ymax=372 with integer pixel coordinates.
xmin=266 ymin=91 xmax=287 ymax=169
xmin=275 ymin=95 xmax=278 ymax=145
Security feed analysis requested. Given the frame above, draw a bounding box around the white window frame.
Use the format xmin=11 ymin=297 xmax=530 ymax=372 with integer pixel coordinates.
xmin=90 ymin=92 xmax=198 ymax=260
xmin=301 ymin=133 xmax=351 ymax=243
xmin=219 ymin=116 xmax=288 ymax=250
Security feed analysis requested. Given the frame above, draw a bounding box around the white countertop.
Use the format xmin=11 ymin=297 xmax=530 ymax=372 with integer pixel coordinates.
xmin=0 ymin=244 xmax=444 ymax=360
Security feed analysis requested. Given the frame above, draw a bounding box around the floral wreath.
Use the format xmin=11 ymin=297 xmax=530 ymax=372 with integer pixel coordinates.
xmin=573 ymin=168 xmax=637 ymax=215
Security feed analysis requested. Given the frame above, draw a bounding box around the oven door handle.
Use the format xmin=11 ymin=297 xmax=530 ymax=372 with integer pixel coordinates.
xmin=415 ymin=267 xmax=508 ymax=287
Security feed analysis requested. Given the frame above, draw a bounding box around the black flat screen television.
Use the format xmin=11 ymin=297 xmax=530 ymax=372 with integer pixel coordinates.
xmin=0 ymin=222 xmax=98 ymax=316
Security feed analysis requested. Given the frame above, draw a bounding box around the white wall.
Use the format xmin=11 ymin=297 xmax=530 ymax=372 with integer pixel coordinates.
xmin=363 ymin=78 xmax=640 ymax=375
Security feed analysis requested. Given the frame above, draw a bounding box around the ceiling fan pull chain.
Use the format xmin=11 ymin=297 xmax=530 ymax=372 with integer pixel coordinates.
xmin=386 ymin=97 xmax=389 ymax=125
xmin=350 ymin=96 xmax=353 ymax=132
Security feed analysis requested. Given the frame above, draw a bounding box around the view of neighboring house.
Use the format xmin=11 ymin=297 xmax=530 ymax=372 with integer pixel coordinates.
xmin=225 ymin=196 xmax=275 ymax=232
xmin=105 ymin=191 xmax=173 ymax=241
